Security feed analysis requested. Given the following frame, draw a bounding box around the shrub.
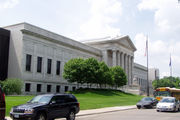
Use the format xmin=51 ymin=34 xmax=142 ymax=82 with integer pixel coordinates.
xmin=0 ymin=78 xmax=23 ymax=95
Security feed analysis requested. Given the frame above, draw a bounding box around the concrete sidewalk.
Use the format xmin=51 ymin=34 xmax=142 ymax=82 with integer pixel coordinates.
xmin=6 ymin=105 xmax=136 ymax=120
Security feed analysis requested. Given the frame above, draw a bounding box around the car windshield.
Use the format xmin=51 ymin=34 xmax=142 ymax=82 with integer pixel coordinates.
xmin=141 ymin=97 xmax=152 ymax=102
xmin=160 ymin=98 xmax=175 ymax=103
xmin=29 ymin=95 xmax=52 ymax=104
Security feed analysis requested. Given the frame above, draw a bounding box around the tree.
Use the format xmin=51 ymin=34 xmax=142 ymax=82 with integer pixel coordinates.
xmin=97 ymin=61 xmax=111 ymax=88
xmin=63 ymin=58 xmax=86 ymax=84
xmin=83 ymin=58 xmax=100 ymax=85
xmin=0 ymin=78 xmax=23 ymax=95
xmin=110 ymin=66 xmax=127 ymax=88
xmin=152 ymin=76 xmax=180 ymax=89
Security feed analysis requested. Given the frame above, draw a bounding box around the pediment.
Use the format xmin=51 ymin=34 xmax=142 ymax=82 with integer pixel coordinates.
xmin=117 ymin=36 xmax=137 ymax=52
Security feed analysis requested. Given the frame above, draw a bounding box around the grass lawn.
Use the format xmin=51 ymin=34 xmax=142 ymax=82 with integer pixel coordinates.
xmin=5 ymin=89 xmax=143 ymax=116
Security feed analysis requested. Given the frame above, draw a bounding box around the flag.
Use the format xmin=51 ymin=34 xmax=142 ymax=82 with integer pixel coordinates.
xmin=169 ymin=54 xmax=171 ymax=67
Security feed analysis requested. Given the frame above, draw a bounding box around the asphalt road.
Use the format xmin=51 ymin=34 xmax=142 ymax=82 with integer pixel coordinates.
xmin=74 ymin=109 xmax=180 ymax=120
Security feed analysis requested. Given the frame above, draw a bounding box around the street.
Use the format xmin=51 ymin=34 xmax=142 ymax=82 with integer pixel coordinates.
xmin=75 ymin=109 xmax=180 ymax=120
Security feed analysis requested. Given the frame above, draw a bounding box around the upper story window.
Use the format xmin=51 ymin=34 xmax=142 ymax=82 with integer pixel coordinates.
xmin=26 ymin=54 xmax=32 ymax=71
xmin=37 ymin=57 xmax=42 ymax=73
xmin=47 ymin=59 xmax=52 ymax=74
xmin=56 ymin=61 xmax=61 ymax=75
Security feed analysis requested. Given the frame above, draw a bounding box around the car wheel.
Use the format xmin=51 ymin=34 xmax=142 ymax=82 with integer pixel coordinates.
xmin=36 ymin=113 xmax=46 ymax=120
xmin=137 ymin=106 xmax=141 ymax=109
xmin=67 ymin=111 xmax=75 ymax=120
xmin=157 ymin=110 xmax=159 ymax=112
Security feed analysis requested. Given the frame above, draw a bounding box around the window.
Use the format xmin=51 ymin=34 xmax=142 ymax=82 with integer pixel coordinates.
xmin=56 ymin=61 xmax=61 ymax=75
xmin=65 ymin=86 xmax=69 ymax=92
xmin=47 ymin=85 xmax=51 ymax=92
xmin=37 ymin=57 xmax=42 ymax=73
xmin=25 ymin=83 xmax=31 ymax=92
xmin=37 ymin=84 xmax=41 ymax=92
xmin=72 ymin=87 xmax=76 ymax=91
xmin=47 ymin=59 xmax=52 ymax=74
xmin=56 ymin=85 xmax=60 ymax=93
xmin=26 ymin=54 xmax=32 ymax=71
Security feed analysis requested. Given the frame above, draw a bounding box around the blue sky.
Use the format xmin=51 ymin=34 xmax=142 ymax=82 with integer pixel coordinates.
xmin=0 ymin=0 xmax=180 ymax=78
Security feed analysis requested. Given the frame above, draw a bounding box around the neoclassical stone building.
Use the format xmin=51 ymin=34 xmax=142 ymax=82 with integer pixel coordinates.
xmin=84 ymin=36 xmax=136 ymax=86
xmin=0 ymin=22 xmax=149 ymax=94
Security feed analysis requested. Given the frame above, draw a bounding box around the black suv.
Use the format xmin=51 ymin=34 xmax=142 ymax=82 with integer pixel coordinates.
xmin=10 ymin=94 xmax=80 ymax=120
xmin=0 ymin=85 xmax=6 ymax=120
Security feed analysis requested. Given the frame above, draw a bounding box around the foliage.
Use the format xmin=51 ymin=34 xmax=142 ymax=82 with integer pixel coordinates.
xmin=110 ymin=66 xmax=127 ymax=87
xmin=63 ymin=57 xmax=127 ymax=88
xmin=152 ymin=76 xmax=180 ymax=89
xmin=0 ymin=78 xmax=23 ymax=95
xmin=97 ymin=61 xmax=111 ymax=87
xmin=63 ymin=58 xmax=85 ymax=84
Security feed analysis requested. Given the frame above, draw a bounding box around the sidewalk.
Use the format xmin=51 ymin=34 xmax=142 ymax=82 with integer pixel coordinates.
xmin=6 ymin=105 xmax=136 ymax=120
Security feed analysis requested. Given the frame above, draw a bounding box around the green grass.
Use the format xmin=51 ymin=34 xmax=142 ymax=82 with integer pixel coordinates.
xmin=6 ymin=96 xmax=34 ymax=116
xmin=70 ymin=89 xmax=143 ymax=110
xmin=5 ymin=89 xmax=143 ymax=116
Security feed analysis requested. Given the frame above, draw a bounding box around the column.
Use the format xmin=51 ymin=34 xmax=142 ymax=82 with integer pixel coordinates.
xmin=131 ymin=56 xmax=134 ymax=85
xmin=127 ymin=55 xmax=130 ymax=85
xmin=112 ymin=50 xmax=117 ymax=66
xmin=102 ymin=50 xmax=108 ymax=65
xmin=117 ymin=51 xmax=120 ymax=66
xmin=128 ymin=55 xmax=132 ymax=85
xmin=121 ymin=52 xmax=124 ymax=69
xmin=124 ymin=54 xmax=126 ymax=73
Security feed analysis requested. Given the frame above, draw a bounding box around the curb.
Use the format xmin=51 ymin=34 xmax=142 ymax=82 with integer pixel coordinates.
xmin=77 ymin=105 xmax=136 ymax=117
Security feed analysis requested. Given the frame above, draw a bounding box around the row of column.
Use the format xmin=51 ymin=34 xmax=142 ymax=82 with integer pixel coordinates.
xmin=103 ymin=50 xmax=134 ymax=85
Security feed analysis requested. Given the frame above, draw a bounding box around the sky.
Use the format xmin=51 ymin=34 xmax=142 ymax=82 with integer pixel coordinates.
xmin=0 ymin=0 xmax=180 ymax=78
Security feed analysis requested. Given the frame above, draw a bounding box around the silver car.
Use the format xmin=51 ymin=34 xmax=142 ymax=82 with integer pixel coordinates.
xmin=156 ymin=97 xmax=180 ymax=112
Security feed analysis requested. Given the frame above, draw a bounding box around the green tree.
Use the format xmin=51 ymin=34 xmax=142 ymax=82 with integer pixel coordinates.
xmin=83 ymin=58 xmax=100 ymax=85
xmin=0 ymin=78 xmax=23 ymax=95
xmin=97 ymin=61 xmax=111 ymax=88
xmin=152 ymin=76 xmax=180 ymax=89
xmin=110 ymin=66 xmax=127 ymax=88
xmin=63 ymin=58 xmax=85 ymax=84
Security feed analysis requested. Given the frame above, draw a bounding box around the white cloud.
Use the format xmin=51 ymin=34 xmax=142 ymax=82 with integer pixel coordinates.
xmin=138 ymin=0 xmax=180 ymax=33
xmin=80 ymin=0 xmax=122 ymax=39
xmin=0 ymin=0 xmax=19 ymax=9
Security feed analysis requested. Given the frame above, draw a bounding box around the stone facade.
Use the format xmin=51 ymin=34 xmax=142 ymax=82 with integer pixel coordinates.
xmin=2 ymin=22 xmax=152 ymax=95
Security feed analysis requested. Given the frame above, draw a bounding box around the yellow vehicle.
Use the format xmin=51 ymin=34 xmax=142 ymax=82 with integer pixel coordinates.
xmin=154 ymin=87 xmax=180 ymax=101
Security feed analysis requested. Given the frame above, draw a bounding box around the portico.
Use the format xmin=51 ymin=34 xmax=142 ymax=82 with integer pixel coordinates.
xmin=84 ymin=36 xmax=136 ymax=85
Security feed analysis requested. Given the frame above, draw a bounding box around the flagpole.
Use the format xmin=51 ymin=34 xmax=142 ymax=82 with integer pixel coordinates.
xmin=146 ymin=36 xmax=149 ymax=96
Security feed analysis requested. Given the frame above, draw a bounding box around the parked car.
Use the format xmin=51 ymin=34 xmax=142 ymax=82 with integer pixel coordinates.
xmin=136 ymin=97 xmax=158 ymax=109
xmin=0 ymin=85 xmax=6 ymax=120
xmin=10 ymin=94 xmax=80 ymax=120
xmin=156 ymin=97 xmax=180 ymax=112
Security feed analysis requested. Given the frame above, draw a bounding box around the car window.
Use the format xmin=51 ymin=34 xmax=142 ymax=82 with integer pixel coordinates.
xmin=141 ymin=97 xmax=152 ymax=102
xmin=29 ymin=95 xmax=52 ymax=104
xmin=160 ymin=98 xmax=175 ymax=103
xmin=51 ymin=96 xmax=66 ymax=104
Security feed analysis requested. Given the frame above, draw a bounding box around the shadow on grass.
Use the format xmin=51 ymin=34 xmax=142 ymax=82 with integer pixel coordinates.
xmin=69 ymin=88 xmax=137 ymax=97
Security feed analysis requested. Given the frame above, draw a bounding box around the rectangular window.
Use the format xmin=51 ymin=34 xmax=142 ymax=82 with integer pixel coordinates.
xmin=26 ymin=54 xmax=32 ymax=71
xmin=37 ymin=57 xmax=42 ymax=73
xmin=37 ymin=84 xmax=41 ymax=92
xmin=72 ymin=87 xmax=76 ymax=91
xmin=47 ymin=85 xmax=51 ymax=92
xmin=56 ymin=85 xmax=60 ymax=93
xmin=25 ymin=83 xmax=31 ymax=92
xmin=65 ymin=86 xmax=69 ymax=92
xmin=47 ymin=59 xmax=52 ymax=74
xmin=56 ymin=61 xmax=61 ymax=75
